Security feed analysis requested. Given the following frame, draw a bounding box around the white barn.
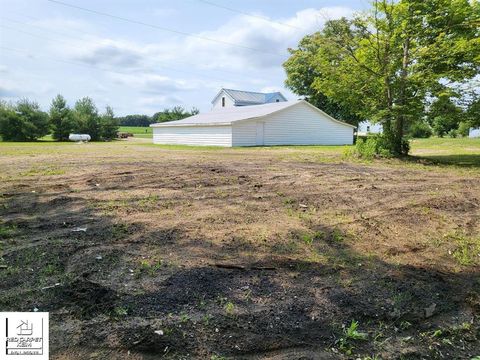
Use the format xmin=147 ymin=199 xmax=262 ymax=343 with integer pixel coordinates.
xmin=151 ymin=100 xmax=355 ymax=147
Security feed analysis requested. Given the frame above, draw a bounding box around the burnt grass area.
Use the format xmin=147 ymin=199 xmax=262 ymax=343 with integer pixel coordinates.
xmin=0 ymin=143 xmax=479 ymax=359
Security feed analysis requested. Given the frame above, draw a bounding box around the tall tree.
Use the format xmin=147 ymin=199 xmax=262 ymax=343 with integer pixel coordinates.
xmin=284 ymin=32 xmax=363 ymax=126
xmin=100 ymin=106 xmax=119 ymax=140
xmin=73 ymin=97 xmax=101 ymax=141
xmin=50 ymin=94 xmax=75 ymax=141
xmin=284 ymin=0 xmax=479 ymax=155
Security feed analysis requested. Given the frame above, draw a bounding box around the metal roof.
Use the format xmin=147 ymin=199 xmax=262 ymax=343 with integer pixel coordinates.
xmin=150 ymin=100 xmax=356 ymax=128
xmin=211 ymin=88 xmax=287 ymax=105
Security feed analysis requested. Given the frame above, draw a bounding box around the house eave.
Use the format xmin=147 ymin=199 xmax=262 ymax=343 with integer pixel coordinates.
xmin=150 ymin=122 xmax=232 ymax=128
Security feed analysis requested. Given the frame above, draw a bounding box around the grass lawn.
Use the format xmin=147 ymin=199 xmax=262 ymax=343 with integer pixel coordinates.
xmin=0 ymin=137 xmax=479 ymax=358
xmin=410 ymin=137 xmax=480 ymax=167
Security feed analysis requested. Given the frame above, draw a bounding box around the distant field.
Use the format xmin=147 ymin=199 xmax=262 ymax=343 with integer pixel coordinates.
xmin=119 ymin=126 xmax=152 ymax=138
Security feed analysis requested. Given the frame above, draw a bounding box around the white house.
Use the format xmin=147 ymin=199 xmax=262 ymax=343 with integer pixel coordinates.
xmin=357 ymin=120 xmax=382 ymax=136
xmin=211 ymin=88 xmax=287 ymax=110
xmin=151 ymin=99 xmax=355 ymax=147
xmin=469 ymin=127 xmax=480 ymax=138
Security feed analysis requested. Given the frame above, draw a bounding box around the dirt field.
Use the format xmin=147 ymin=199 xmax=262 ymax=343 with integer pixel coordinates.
xmin=1 ymin=139 xmax=479 ymax=359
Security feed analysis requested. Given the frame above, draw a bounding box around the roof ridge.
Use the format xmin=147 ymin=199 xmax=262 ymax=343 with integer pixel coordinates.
xmin=223 ymin=88 xmax=275 ymax=96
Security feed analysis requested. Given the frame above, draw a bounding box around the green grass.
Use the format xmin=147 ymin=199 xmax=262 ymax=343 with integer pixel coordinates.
xmin=410 ymin=137 xmax=480 ymax=167
xmin=119 ymin=126 xmax=152 ymax=138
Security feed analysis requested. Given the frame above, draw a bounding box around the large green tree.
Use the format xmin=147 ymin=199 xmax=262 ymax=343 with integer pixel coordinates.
xmin=0 ymin=99 xmax=49 ymax=141
xmin=284 ymin=0 xmax=479 ymax=155
xmin=50 ymin=94 xmax=75 ymax=141
xmin=73 ymin=97 xmax=101 ymax=141
xmin=284 ymin=33 xmax=363 ymax=126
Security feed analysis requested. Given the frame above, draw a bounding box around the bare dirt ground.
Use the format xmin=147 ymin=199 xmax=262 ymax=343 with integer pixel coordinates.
xmin=0 ymin=140 xmax=479 ymax=359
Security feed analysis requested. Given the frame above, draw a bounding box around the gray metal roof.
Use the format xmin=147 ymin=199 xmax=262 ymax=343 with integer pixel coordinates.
xmin=150 ymin=100 xmax=356 ymax=128
xmin=212 ymin=88 xmax=287 ymax=105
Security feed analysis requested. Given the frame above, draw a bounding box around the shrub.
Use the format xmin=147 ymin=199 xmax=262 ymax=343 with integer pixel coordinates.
xmin=457 ymin=121 xmax=471 ymax=137
xmin=348 ymin=134 xmax=406 ymax=159
xmin=355 ymin=137 xmax=377 ymax=159
xmin=408 ymin=121 xmax=432 ymax=138
xmin=447 ymin=128 xmax=458 ymax=138
xmin=0 ymin=99 xmax=49 ymax=141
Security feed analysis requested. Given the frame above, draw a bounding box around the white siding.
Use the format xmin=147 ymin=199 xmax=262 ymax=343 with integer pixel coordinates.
xmin=358 ymin=121 xmax=382 ymax=134
xmin=231 ymin=121 xmax=257 ymax=146
xmin=232 ymin=102 xmax=354 ymax=146
xmin=212 ymin=92 xmax=235 ymax=110
xmin=153 ymin=126 xmax=232 ymax=146
xmin=469 ymin=128 xmax=480 ymax=138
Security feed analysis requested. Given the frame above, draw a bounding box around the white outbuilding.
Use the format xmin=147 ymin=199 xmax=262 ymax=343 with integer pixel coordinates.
xmin=469 ymin=127 xmax=480 ymax=138
xmin=151 ymin=100 xmax=355 ymax=147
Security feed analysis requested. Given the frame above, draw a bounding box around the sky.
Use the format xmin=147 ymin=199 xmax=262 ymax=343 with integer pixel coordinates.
xmin=0 ymin=0 xmax=369 ymax=116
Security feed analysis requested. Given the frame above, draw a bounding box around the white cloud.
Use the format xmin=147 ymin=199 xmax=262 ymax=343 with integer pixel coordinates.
xmin=54 ymin=6 xmax=353 ymax=75
xmin=172 ymin=7 xmax=354 ymax=71
xmin=0 ymin=5 xmax=354 ymax=114
xmin=0 ymin=78 xmax=53 ymax=99
xmin=108 ymin=73 xmax=189 ymax=94
xmin=138 ymin=95 xmax=182 ymax=106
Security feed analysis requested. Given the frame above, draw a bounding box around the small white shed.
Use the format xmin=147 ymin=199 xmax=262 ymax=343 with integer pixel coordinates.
xmin=150 ymin=100 xmax=355 ymax=147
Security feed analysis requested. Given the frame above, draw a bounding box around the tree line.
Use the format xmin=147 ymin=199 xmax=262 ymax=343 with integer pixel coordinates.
xmin=117 ymin=106 xmax=199 ymax=127
xmin=284 ymin=0 xmax=479 ymax=155
xmin=0 ymin=97 xmax=201 ymax=142
xmin=0 ymin=95 xmax=118 ymax=142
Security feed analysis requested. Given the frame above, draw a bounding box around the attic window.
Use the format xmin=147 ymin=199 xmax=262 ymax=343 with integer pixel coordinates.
xmin=222 ymin=97 xmax=225 ymax=107
xmin=276 ymin=99 xmax=280 ymax=102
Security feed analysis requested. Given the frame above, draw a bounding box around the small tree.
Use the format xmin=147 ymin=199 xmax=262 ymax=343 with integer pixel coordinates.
xmin=0 ymin=101 xmax=20 ymax=141
xmin=73 ymin=97 xmax=100 ymax=141
xmin=100 ymin=106 xmax=118 ymax=140
xmin=0 ymin=99 xmax=49 ymax=141
xmin=427 ymin=95 xmax=463 ymax=137
xmin=50 ymin=94 xmax=75 ymax=141
xmin=464 ymin=94 xmax=480 ymax=128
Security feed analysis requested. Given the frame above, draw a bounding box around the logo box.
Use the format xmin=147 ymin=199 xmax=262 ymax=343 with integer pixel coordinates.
xmin=0 ymin=312 xmax=49 ymax=360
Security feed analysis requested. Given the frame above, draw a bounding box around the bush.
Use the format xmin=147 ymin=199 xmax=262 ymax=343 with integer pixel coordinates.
xmin=355 ymin=137 xmax=377 ymax=159
xmin=457 ymin=121 xmax=471 ymax=137
xmin=0 ymin=99 xmax=49 ymax=141
xmin=347 ymin=134 xmax=409 ymax=160
xmin=447 ymin=129 xmax=458 ymax=138
xmin=408 ymin=121 xmax=432 ymax=138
